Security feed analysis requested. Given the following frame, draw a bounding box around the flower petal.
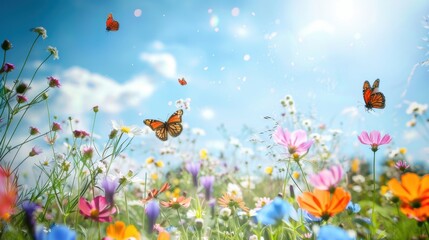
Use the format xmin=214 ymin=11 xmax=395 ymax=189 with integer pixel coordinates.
xmin=357 ymin=131 xmax=371 ymax=145
xmin=369 ymin=130 xmax=381 ymax=144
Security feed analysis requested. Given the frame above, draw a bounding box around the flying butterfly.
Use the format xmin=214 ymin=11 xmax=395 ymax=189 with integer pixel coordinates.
xmin=363 ymin=79 xmax=386 ymax=111
xmin=144 ymin=109 xmax=183 ymax=141
xmin=106 ymin=13 xmax=119 ymax=31
xmin=178 ymin=78 xmax=187 ymax=86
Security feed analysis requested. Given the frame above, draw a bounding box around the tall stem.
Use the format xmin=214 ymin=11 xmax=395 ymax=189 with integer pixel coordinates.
xmin=372 ymin=150 xmax=376 ymax=235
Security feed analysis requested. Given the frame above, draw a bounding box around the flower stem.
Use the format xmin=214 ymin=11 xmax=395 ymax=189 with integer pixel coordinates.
xmin=297 ymin=162 xmax=310 ymax=191
xmin=372 ymin=150 xmax=376 ymax=236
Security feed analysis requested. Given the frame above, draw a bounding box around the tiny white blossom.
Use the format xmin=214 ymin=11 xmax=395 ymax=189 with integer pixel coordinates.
xmin=227 ymin=183 xmax=243 ymax=198
xmin=47 ymin=46 xmax=59 ymax=59
xmin=112 ymin=120 xmax=144 ymax=137
xmin=406 ymin=102 xmax=428 ymax=115
xmin=32 ymin=27 xmax=47 ymax=39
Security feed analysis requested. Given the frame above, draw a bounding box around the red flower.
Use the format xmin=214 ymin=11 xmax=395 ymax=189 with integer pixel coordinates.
xmin=79 ymin=196 xmax=116 ymax=222
xmin=0 ymin=167 xmax=17 ymax=221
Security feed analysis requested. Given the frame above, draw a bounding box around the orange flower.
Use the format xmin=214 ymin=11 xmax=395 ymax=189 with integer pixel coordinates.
xmin=160 ymin=196 xmax=191 ymax=209
xmin=143 ymin=182 xmax=171 ymax=203
xmin=0 ymin=166 xmax=17 ymax=221
xmin=297 ymin=187 xmax=351 ymax=221
xmin=218 ymin=193 xmax=249 ymax=212
xmin=387 ymin=173 xmax=429 ymax=221
xmin=106 ymin=221 xmax=141 ymax=240
xmin=158 ymin=231 xmax=170 ymax=240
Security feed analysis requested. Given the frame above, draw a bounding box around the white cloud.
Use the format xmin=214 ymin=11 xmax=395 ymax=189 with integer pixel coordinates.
xmin=58 ymin=66 xmax=154 ymax=115
xmin=403 ymin=129 xmax=419 ymax=142
xmin=140 ymin=52 xmax=177 ymax=78
xmin=341 ymin=106 xmax=360 ymax=118
xmin=201 ymin=107 xmax=215 ymax=120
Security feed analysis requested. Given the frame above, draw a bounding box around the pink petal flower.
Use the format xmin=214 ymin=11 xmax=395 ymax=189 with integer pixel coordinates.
xmin=309 ymin=165 xmax=343 ymax=191
xmin=358 ymin=130 xmax=392 ymax=152
xmin=273 ymin=127 xmax=313 ymax=156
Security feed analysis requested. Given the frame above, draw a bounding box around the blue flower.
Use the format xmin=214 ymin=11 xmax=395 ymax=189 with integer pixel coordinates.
xmin=346 ymin=201 xmax=361 ymax=214
xmin=297 ymin=208 xmax=321 ymax=222
xmin=255 ymin=197 xmax=297 ymax=225
xmin=317 ymin=225 xmax=355 ymax=240
xmin=22 ymin=201 xmax=40 ymax=236
xmin=101 ymin=177 xmax=119 ymax=206
xmin=36 ymin=224 xmax=76 ymax=240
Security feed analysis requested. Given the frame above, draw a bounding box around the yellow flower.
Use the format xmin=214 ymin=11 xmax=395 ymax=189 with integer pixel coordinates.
xmin=399 ymin=148 xmax=407 ymax=155
xmin=173 ymin=188 xmax=181 ymax=198
xmin=172 ymin=178 xmax=180 ymax=185
xmin=106 ymin=221 xmax=141 ymax=240
xmin=155 ymin=161 xmax=164 ymax=168
xmin=151 ymin=173 xmax=158 ymax=180
xmin=380 ymin=185 xmax=389 ymax=195
xmin=146 ymin=157 xmax=155 ymax=164
xmin=351 ymin=158 xmax=360 ymax=173
xmin=200 ymin=149 xmax=208 ymax=160
xmin=292 ymin=171 xmax=300 ymax=179
xmin=264 ymin=166 xmax=273 ymax=175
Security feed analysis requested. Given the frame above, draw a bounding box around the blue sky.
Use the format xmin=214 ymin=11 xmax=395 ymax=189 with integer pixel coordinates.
xmin=3 ymin=0 xmax=429 ymax=165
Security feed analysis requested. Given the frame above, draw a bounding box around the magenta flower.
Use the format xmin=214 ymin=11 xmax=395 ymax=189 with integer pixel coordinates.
xmin=79 ymin=196 xmax=116 ymax=222
xmin=357 ymin=130 xmax=392 ymax=152
xmin=51 ymin=122 xmax=62 ymax=131
xmin=16 ymin=95 xmax=28 ymax=103
xmin=47 ymin=76 xmax=61 ymax=88
xmin=309 ymin=165 xmax=343 ymax=192
xmin=273 ymin=127 xmax=313 ymax=156
xmin=73 ymin=130 xmax=90 ymax=138
xmin=0 ymin=63 xmax=14 ymax=73
xmin=29 ymin=127 xmax=40 ymax=135
xmin=394 ymin=160 xmax=410 ymax=172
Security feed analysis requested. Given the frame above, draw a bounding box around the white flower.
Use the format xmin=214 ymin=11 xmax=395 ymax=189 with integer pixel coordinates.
xmin=352 ymin=185 xmax=362 ymax=192
xmin=229 ymin=137 xmax=241 ymax=147
xmin=249 ymin=235 xmax=264 ymax=240
xmin=187 ymin=209 xmax=197 ymax=219
xmin=219 ymin=207 xmax=232 ymax=218
xmin=255 ymin=197 xmax=272 ymax=208
xmin=302 ymin=119 xmax=312 ymax=128
xmin=352 ymin=175 xmax=365 ymax=184
xmin=240 ymin=178 xmax=255 ymax=189
xmin=406 ymin=102 xmax=428 ymax=115
xmin=111 ymin=120 xmax=144 ymax=137
xmin=175 ymin=98 xmax=191 ymax=110
xmin=47 ymin=46 xmax=59 ymax=59
xmin=32 ymin=27 xmax=47 ymax=39
xmin=227 ymin=183 xmax=242 ymax=198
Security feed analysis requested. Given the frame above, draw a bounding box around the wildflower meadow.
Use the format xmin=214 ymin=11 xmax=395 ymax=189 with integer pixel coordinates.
xmin=2 ymin=3 xmax=429 ymax=240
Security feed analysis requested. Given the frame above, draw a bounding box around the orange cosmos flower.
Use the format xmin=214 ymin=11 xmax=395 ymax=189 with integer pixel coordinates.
xmin=106 ymin=221 xmax=141 ymax=240
xmin=218 ymin=193 xmax=249 ymax=212
xmin=0 ymin=166 xmax=17 ymax=221
xmin=160 ymin=196 xmax=191 ymax=209
xmin=143 ymin=182 xmax=171 ymax=203
xmin=387 ymin=173 xmax=429 ymax=221
xmin=297 ymin=187 xmax=351 ymax=221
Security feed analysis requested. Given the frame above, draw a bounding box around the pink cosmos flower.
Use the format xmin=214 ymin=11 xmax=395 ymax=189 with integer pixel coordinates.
xmin=79 ymin=196 xmax=116 ymax=222
xmin=309 ymin=165 xmax=343 ymax=191
xmin=47 ymin=76 xmax=61 ymax=88
xmin=273 ymin=127 xmax=313 ymax=156
xmin=357 ymin=130 xmax=392 ymax=152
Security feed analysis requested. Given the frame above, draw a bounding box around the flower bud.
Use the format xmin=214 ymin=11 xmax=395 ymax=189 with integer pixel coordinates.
xmin=1 ymin=40 xmax=12 ymax=51
xmin=16 ymin=83 xmax=29 ymax=94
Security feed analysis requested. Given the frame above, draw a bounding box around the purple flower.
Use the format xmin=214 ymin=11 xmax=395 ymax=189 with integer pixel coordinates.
xmin=273 ymin=127 xmax=313 ymax=156
xmin=145 ymin=200 xmax=160 ymax=234
xmin=0 ymin=63 xmax=14 ymax=73
xmin=29 ymin=146 xmax=42 ymax=157
xmin=200 ymin=176 xmax=215 ymax=200
xmin=394 ymin=160 xmax=410 ymax=172
xmin=309 ymin=165 xmax=343 ymax=192
xmin=185 ymin=162 xmax=200 ymax=187
xmin=357 ymin=130 xmax=392 ymax=152
xmin=101 ymin=178 xmax=119 ymax=206
xmin=22 ymin=201 xmax=40 ymax=237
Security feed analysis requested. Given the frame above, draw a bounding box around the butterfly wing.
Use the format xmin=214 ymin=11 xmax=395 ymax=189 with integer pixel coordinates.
xmin=371 ymin=79 xmax=380 ymax=93
xmin=144 ymin=119 xmax=168 ymax=141
xmin=369 ymin=92 xmax=386 ymax=109
xmin=106 ymin=13 xmax=119 ymax=31
xmin=178 ymin=78 xmax=187 ymax=86
xmin=363 ymin=81 xmax=373 ymax=108
xmin=166 ymin=110 xmax=183 ymax=137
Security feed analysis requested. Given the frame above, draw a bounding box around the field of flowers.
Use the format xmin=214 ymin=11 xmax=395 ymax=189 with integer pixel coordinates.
xmin=1 ymin=28 xmax=429 ymax=240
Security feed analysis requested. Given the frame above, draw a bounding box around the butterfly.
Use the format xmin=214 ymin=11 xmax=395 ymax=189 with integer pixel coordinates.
xmin=144 ymin=109 xmax=183 ymax=141
xmin=106 ymin=13 xmax=119 ymax=31
xmin=363 ymin=79 xmax=386 ymax=111
xmin=178 ymin=78 xmax=187 ymax=86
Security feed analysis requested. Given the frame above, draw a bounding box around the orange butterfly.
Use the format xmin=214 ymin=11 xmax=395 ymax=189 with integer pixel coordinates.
xmin=144 ymin=110 xmax=183 ymax=141
xmin=178 ymin=78 xmax=187 ymax=86
xmin=106 ymin=13 xmax=119 ymax=31
xmin=363 ymin=79 xmax=385 ymax=111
